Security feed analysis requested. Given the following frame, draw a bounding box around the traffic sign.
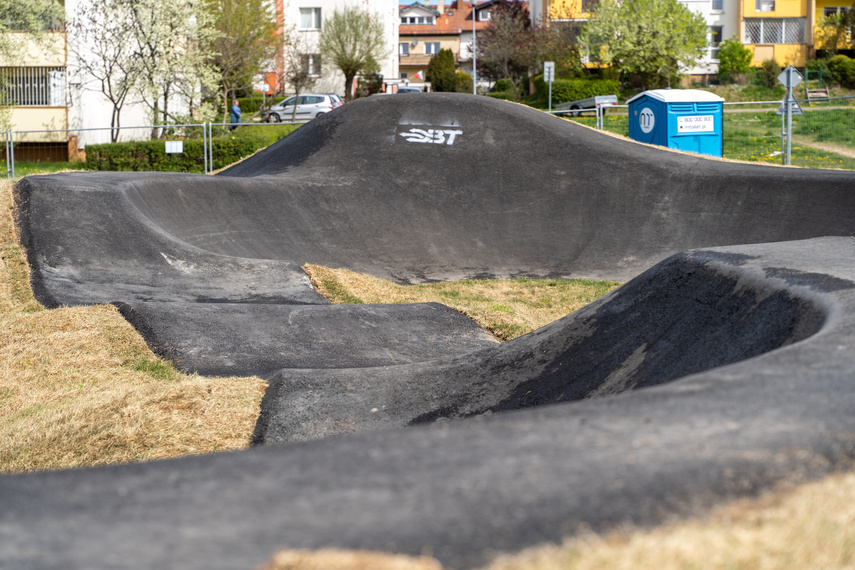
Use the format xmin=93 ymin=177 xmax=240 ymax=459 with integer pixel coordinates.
xmin=544 ymin=62 xmax=555 ymax=83
xmin=777 ymin=65 xmax=803 ymax=89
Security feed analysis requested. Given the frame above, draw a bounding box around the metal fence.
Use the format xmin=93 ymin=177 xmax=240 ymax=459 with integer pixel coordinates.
xmin=2 ymin=120 xmax=307 ymax=179
xmin=558 ymin=96 xmax=855 ymax=170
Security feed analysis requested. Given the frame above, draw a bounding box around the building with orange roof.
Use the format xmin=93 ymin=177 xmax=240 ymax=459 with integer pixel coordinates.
xmin=398 ymin=0 xmax=504 ymax=89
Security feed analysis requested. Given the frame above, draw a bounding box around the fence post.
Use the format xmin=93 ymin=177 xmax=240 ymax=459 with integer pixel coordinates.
xmin=202 ymin=122 xmax=208 ymax=174
xmin=4 ymin=131 xmax=9 ymax=179
xmin=9 ymin=130 xmax=15 ymax=179
xmin=208 ymin=122 xmax=213 ymax=173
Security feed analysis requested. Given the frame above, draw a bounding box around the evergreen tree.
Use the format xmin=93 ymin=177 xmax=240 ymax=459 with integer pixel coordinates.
xmin=426 ymin=48 xmax=456 ymax=92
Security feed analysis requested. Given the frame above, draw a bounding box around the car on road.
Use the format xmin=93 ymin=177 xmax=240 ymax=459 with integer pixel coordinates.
xmin=397 ymin=87 xmax=422 ymax=93
xmin=264 ymin=94 xmax=342 ymax=122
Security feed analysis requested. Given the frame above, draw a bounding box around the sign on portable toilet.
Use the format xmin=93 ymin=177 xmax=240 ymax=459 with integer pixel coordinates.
xmin=627 ymin=89 xmax=725 ymax=158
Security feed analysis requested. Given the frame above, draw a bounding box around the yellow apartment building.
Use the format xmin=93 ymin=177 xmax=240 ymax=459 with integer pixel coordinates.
xmin=1 ymin=27 xmax=70 ymax=160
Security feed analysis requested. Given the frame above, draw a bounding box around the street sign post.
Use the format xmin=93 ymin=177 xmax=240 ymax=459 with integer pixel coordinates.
xmin=544 ymin=62 xmax=555 ymax=112
xmin=777 ymin=65 xmax=804 ymax=165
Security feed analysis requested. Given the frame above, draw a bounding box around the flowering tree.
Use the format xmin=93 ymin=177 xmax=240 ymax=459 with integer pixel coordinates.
xmin=68 ymin=0 xmax=141 ymax=141
xmin=128 ymin=0 xmax=219 ymax=128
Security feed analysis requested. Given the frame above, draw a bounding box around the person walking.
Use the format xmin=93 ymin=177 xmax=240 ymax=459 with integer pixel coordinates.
xmin=229 ymin=99 xmax=242 ymax=130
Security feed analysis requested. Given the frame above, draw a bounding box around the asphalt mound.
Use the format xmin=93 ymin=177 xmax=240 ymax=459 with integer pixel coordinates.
xmin=7 ymin=93 xmax=855 ymax=568
xmin=4 ymin=239 xmax=855 ymax=569
xmin=254 ymin=249 xmax=824 ymax=444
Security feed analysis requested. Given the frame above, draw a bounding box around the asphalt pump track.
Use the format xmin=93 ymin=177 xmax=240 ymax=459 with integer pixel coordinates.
xmin=5 ymin=93 xmax=855 ymax=568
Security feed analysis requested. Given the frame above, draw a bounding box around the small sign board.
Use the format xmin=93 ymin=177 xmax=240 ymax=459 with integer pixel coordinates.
xmin=776 ymin=100 xmax=804 ymax=116
xmin=677 ymin=115 xmax=715 ymax=133
xmin=777 ymin=65 xmax=803 ymax=89
xmin=165 ymin=140 xmax=184 ymax=154
xmin=544 ymin=61 xmax=555 ymax=83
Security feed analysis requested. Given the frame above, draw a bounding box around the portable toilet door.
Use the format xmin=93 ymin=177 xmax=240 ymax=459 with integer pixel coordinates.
xmin=627 ymin=89 xmax=725 ymax=158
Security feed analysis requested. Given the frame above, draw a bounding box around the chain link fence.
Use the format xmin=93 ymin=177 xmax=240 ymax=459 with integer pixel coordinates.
xmin=563 ymin=96 xmax=855 ymax=170
xmin=2 ymin=120 xmax=306 ymax=178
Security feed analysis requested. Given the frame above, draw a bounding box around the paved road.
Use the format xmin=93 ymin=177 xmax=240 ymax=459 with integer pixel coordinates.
xmin=6 ymin=93 xmax=855 ymax=569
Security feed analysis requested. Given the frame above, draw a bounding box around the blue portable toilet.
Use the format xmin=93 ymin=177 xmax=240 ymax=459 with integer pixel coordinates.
xmin=627 ymin=89 xmax=724 ymax=157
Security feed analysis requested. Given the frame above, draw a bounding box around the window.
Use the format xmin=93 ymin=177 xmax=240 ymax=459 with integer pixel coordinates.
xmin=401 ymin=72 xmax=409 ymax=79
xmin=399 ymin=43 xmax=410 ymax=56
xmin=424 ymin=42 xmax=440 ymax=55
xmin=0 ymin=67 xmax=65 ymax=106
xmin=401 ymin=15 xmax=435 ymax=24
xmin=478 ymin=10 xmax=491 ymax=21
xmin=299 ymin=7 xmax=321 ymax=30
xmin=824 ymin=6 xmax=850 ymax=16
xmin=709 ymin=26 xmax=723 ymax=59
xmin=712 ymin=0 xmax=724 ymax=11
xmin=756 ymin=0 xmax=774 ymax=11
xmin=300 ymin=54 xmax=322 ymax=76
xmin=744 ymin=18 xmax=805 ymax=43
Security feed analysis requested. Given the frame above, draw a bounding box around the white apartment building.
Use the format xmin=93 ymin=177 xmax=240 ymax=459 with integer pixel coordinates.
xmin=283 ymin=0 xmax=400 ymax=96
xmin=679 ymin=0 xmax=739 ymax=77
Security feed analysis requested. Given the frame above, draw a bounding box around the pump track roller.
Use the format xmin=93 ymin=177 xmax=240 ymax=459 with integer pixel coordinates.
xmin=5 ymin=93 xmax=855 ymax=569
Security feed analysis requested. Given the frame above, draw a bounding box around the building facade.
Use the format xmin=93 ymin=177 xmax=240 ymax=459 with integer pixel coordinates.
xmin=278 ymin=0 xmax=400 ymax=97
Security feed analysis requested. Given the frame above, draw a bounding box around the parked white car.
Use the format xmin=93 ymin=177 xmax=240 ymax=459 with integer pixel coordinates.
xmin=264 ymin=94 xmax=342 ymax=122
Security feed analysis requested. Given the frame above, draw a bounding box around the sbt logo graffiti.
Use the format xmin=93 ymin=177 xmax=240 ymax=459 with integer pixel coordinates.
xmin=399 ymin=128 xmax=463 ymax=146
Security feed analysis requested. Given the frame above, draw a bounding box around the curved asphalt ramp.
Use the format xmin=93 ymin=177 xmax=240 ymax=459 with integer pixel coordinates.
xmin=6 ymin=93 xmax=855 ymax=568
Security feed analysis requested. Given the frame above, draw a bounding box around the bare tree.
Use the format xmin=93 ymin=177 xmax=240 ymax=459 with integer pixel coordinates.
xmin=68 ymin=0 xmax=141 ymax=142
xmin=278 ymin=31 xmax=318 ymax=121
xmin=318 ymin=6 xmax=388 ymax=100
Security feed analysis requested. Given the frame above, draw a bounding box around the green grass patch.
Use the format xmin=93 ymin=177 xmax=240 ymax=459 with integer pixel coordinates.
xmin=129 ymin=359 xmax=178 ymax=382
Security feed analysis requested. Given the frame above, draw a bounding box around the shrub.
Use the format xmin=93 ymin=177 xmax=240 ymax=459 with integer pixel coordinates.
xmin=454 ymin=72 xmax=473 ymax=93
xmin=492 ymin=78 xmax=515 ymax=93
xmin=486 ymin=91 xmax=517 ymax=101
xmin=85 ymin=124 xmax=300 ymax=172
xmin=827 ymin=54 xmax=855 ymax=87
xmin=531 ymin=76 xmax=620 ymax=105
xmin=754 ymin=59 xmax=782 ymax=89
xmin=717 ymin=37 xmax=753 ymax=84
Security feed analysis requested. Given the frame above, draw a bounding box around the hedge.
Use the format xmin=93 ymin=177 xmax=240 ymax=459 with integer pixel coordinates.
xmin=85 ymin=124 xmax=300 ymax=173
xmin=532 ymin=76 xmax=620 ymax=105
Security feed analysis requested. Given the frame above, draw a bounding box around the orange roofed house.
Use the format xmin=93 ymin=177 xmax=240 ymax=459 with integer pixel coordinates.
xmin=398 ymin=0 xmax=505 ymax=90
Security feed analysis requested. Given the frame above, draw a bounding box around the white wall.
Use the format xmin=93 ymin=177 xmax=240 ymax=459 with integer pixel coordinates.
xmin=679 ymin=0 xmax=739 ymax=76
xmin=287 ymin=0 xmax=399 ymax=96
xmin=65 ymin=0 xmax=196 ymax=147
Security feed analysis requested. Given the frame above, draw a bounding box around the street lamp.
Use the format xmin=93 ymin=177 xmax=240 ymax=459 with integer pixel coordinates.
xmin=471 ymin=0 xmax=477 ymax=94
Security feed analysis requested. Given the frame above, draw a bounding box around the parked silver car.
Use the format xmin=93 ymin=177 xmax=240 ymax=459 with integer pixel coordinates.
xmin=265 ymin=94 xmax=342 ymax=122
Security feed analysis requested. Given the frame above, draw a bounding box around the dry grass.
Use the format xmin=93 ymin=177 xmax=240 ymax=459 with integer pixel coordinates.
xmin=259 ymin=549 xmax=443 ymax=570
xmin=487 ymin=471 xmax=855 ymax=570
xmin=303 ymin=264 xmax=620 ymax=341
xmin=6 ymin=174 xmax=855 ymax=570
xmin=260 ymin=472 xmax=855 ymax=570
xmin=0 ymin=177 xmax=266 ymax=474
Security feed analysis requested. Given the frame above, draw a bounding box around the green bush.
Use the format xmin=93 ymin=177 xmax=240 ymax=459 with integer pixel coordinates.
xmin=493 ymin=78 xmax=515 ymax=93
xmin=454 ymin=71 xmax=473 ymax=94
xmin=85 ymin=124 xmax=300 ymax=172
xmin=532 ymin=76 xmax=620 ymax=105
xmin=486 ymin=91 xmax=517 ymax=101
xmin=827 ymin=54 xmax=855 ymax=87
xmin=754 ymin=59 xmax=782 ymax=89
xmin=717 ymin=37 xmax=753 ymax=84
